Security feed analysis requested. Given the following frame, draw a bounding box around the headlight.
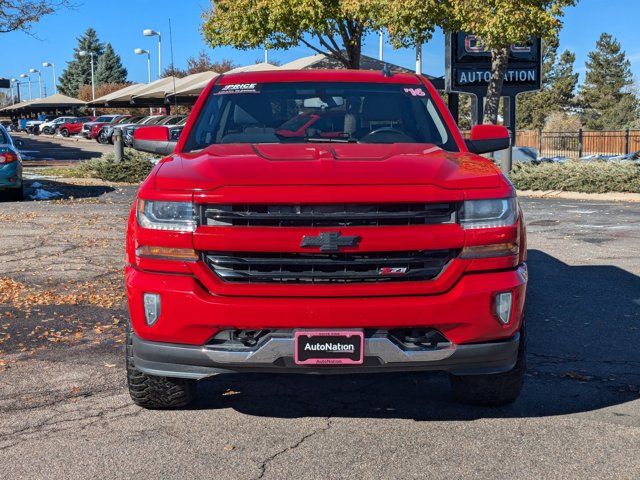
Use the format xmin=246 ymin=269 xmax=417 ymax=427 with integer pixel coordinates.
xmin=459 ymin=197 xmax=518 ymax=229
xmin=137 ymin=200 xmax=197 ymax=232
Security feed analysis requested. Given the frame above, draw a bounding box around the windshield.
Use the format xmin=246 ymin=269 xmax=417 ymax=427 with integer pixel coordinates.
xmin=184 ymin=82 xmax=457 ymax=152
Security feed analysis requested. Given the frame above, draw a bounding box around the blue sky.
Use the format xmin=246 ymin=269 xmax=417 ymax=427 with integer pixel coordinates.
xmin=1 ymin=0 xmax=639 ymax=96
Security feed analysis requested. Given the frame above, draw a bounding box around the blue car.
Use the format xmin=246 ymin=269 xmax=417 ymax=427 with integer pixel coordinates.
xmin=0 ymin=124 xmax=24 ymax=201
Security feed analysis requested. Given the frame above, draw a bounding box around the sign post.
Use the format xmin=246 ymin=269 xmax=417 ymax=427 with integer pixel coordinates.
xmin=445 ymin=33 xmax=542 ymax=174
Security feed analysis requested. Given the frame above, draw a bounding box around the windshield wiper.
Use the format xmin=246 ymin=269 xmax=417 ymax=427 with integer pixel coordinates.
xmin=304 ymin=137 xmax=358 ymax=143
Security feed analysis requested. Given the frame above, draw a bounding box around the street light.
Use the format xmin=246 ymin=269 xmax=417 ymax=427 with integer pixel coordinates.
xmin=79 ymin=50 xmax=97 ymax=115
xmin=42 ymin=62 xmax=57 ymax=94
xmin=20 ymin=73 xmax=32 ymax=100
xmin=143 ymin=29 xmax=162 ymax=78
xmin=134 ymin=48 xmax=152 ymax=83
xmin=10 ymin=78 xmax=19 ymax=104
xmin=29 ymin=68 xmax=43 ymax=98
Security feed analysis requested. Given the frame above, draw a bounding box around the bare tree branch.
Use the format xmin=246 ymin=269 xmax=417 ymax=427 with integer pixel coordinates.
xmin=0 ymin=0 xmax=72 ymax=34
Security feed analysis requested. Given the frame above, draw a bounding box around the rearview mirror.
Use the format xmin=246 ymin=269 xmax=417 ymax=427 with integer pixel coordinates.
xmin=466 ymin=124 xmax=510 ymax=154
xmin=132 ymin=126 xmax=176 ymax=156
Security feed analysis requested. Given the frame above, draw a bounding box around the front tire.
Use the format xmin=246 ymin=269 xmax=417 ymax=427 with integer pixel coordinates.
xmin=449 ymin=328 xmax=526 ymax=406
xmin=126 ymin=325 xmax=196 ymax=409
xmin=60 ymin=128 xmax=69 ymax=137
xmin=98 ymin=131 xmax=108 ymax=144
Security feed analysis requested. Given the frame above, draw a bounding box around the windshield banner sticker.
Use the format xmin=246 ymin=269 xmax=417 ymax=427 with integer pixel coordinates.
xmin=403 ymin=87 xmax=426 ymax=97
xmin=216 ymin=83 xmax=261 ymax=94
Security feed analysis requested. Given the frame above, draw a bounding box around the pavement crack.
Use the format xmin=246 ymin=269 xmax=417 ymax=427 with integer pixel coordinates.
xmin=0 ymin=400 xmax=141 ymax=452
xmin=255 ymin=415 xmax=335 ymax=479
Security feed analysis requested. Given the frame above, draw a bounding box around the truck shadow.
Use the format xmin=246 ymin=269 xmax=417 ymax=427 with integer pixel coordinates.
xmin=18 ymin=134 xmax=106 ymax=162
xmin=194 ymin=249 xmax=640 ymax=420
xmin=18 ymin=179 xmax=116 ymax=201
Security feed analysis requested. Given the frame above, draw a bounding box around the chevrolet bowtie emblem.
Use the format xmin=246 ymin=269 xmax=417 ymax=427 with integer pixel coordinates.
xmin=300 ymin=232 xmax=361 ymax=253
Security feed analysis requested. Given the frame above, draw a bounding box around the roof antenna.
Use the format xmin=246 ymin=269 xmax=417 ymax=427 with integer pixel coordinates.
xmin=381 ymin=64 xmax=392 ymax=77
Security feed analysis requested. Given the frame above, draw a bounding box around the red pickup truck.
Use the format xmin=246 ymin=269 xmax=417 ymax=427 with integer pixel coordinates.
xmin=127 ymin=70 xmax=527 ymax=409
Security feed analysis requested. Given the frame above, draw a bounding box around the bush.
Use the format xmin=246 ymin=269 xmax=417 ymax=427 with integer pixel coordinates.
xmin=511 ymin=160 xmax=640 ymax=193
xmin=78 ymin=149 xmax=155 ymax=183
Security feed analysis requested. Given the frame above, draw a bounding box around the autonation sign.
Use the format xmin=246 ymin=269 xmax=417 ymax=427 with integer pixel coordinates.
xmin=445 ymin=32 xmax=542 ymax=96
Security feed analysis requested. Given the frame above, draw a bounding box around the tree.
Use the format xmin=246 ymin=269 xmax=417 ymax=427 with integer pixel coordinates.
xmin=0 ymin=0 xmax=70 ymax=34
xmin=187 ymin=51 xmax=236 ymax=74
xmin=95 ymin=43 xmax=127 ymax=85
xmin=450 ymin=0 xmax=575 ymax=124
xmin=163 ymin=52 xmax=236 ymax=78
xmin=579 ymin=33 xmax=639 ymax=130
xmin=372 ymin=0 xmax=450 ymax=50
xmin=517 ymin=37 xmax=578 ymax=129
xmin=58 ymin=28 xmax=105 ymax=97
xmin=201 ymin=0 xmax=381 ymax=69
xmin=543 ymin=111 xmax=581 ymax=132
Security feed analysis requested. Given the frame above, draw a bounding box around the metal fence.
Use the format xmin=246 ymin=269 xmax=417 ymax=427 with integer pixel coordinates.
xmin=516 ymin=129 xmax=640 ymax=159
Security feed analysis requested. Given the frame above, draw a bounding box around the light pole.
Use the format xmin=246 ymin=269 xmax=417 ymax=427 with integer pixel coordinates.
xmin=79 ymin=50 xmax=96 ymax=115
xmin=42 ymin=62 xmax=57 ymax=94
xmin=20 ymin=73 xmax=32 ymax=100
xmin=10 ymin=78 xmax=19 ymax=104
xmin=143 ymin=29 xmax=162 ymax=78
xmin=135 ymin=48 xmax=152 ymax=83
xmin=29 ymin=68 xmax=43 ymax=98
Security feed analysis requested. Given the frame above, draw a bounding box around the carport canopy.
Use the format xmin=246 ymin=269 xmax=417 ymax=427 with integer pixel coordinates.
xmin=89 ymin=83 xmax=145 ymax=107
xmin=0 ymin=93 xmax=85 ymax=114
xmin=168 ymin=71 xmax=219 ymax=98
xmin=128 ymin=77 xmax=179 ymax=105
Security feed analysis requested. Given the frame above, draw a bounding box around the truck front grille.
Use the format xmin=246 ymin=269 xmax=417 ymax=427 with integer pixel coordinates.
xmin=204 ymin=250 xmax=456 ymax=284
xmin=201 ymin=203 xmax=456 ymax=227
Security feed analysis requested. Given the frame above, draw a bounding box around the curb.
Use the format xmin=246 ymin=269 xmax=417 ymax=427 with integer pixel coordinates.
xmin=517 ymin=190 xmax=640 ymax=203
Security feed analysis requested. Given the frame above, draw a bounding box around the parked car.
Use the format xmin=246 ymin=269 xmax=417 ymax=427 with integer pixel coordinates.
xmin=59 ymin=117 xmax=94 ymax=137
xmin=81 ymin=114 xmax=126 ymax=139
xmin=40 ymin=116 xmax=77 ymax=135
xmin=89 ymin=115 xmax=135 ymax=143
xmin=0 ymin=124 xmax=24 ymax=201
xmin=96 ymin=116 xmax=145 ymax=144
xmin=122 ymin=115 xmax=166 ymax=147
xmin=126 ymin=70 xmax=527 ymax=409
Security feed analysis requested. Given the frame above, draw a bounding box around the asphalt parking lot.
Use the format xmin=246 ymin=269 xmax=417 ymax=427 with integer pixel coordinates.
xmin=0 ymin=179 xmax=639 ymax=479
xmin=14 ymin=132 xmax=113 ymax=165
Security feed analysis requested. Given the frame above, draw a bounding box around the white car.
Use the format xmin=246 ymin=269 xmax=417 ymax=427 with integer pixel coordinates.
xmin=40 ymin=116 xmax=77 ymax=135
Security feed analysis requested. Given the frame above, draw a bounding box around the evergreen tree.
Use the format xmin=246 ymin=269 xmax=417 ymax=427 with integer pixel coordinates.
xmin=95 ymin=43 xmax=127 ymax=85
xmin=580 ymin=33 xmax=638 ymax=130
xmin=58 ymin=28 xmax=105 ymax=97
xmin=517 ymin=37 xmax=578 ymax=129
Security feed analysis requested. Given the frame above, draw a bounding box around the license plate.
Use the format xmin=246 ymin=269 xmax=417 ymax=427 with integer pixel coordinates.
xmin=294 ymin=330 xmax=364 ymax=365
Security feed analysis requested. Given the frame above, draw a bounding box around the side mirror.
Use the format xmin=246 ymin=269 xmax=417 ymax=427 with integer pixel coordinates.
xmin=466 ymin=124 xmax=510 ymax=154
xmin=132 ymin=126 xmax=176 ymax=156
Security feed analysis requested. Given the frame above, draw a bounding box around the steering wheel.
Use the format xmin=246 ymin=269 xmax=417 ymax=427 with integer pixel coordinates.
xmin=359 ymin=127 xmax=414 ymax=143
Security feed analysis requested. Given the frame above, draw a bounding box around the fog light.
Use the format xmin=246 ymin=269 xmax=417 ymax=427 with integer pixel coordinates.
xmin=143 ymin=293 xmax=161 ymax=326
xmin=494 ymin=291 xmax=513 ymax=325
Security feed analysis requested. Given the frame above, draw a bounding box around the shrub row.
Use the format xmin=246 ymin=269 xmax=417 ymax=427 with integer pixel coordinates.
xmin=510 ymin=160 xmax=640 ymax=193
xmin=78 ymin=149 xmax=155 ymax=183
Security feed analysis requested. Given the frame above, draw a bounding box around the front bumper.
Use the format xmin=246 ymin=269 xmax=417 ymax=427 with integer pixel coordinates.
xmin=131 ymin=331 xmax=520 ymax=379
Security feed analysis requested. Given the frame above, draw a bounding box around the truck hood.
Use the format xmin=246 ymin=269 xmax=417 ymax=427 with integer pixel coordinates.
xmin=153 ymin=143 xmax=502 ymax=191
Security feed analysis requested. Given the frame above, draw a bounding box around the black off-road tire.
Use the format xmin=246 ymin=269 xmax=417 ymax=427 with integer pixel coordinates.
xmin=449 ymin=328 xmax=526 ymax=406
xmin=126 ymin=325 xmax=196 ymax=409
xmin=60 ymin=128 xmax=69 ymax=137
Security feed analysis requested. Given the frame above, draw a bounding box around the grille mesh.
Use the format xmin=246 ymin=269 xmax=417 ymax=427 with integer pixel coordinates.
xmin=202 ymin=203 xmax=456 ymax=227
xmin=205 ymin=250 xmax=456 ymax=284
